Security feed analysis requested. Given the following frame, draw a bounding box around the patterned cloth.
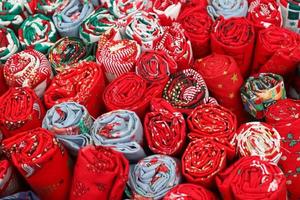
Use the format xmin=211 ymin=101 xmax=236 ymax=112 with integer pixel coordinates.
xmin=149 ymin=0 xmax=182 ymax=25
xmin=0 ymin=159 xmax=21 ymax=197
xmin=207 ymin=0 xmax=248 ymax=19
xmin=241 ymin=73 xmax=286 ymax=119
xmin=0 ymin=26 xmax=19 ymax=63
xmin=70 ymin=145 xmax=129 ymax=200
xmin=1 ymin=128 xmax=72 ymax=200
xmin=128 ymin=154 xmax=181 ymax=200
xmin=0 ymin=191 xmax=40 ymax=200
xmin=36 ymin=0 xmax=68 ymax=15
xmin=279 ymin=0 xmax=300 ymax=33
xmin=3 ymin=49 xmax=53 ymax=97
xmin=216 ymin=156 xmax=287 ymax=200
xmin=18 ymin=14 xmax=58 ymax=54
xmin=91 ymin=109 xmax=145 ymax=162
xmin=144 ymin=98 xmax=186 ymax=156
xmin=265 ymin=99 xmax=300 ymax=200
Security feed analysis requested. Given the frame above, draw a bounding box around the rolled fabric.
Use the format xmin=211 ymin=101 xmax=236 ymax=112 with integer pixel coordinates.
xmin=1 ymin=128 xmax=72 ymax=200
xmin=177 ymin=6 xmax=212 ymax=59
xmin=36 ymin=0 xmax=69 ymax=15
xmin=162 ymin=69 xmax=210 ymax=115
xmin=251 ymin=26 xmax=300 ymax=75
xmin=70 ymin=145 xmax=129 ymax=200
xmin=240 ymin=73 xmax=286 ymax=119
xmin=91 ymin=109 xmax=145 ymax=162
xmin=0 ymin=87 xmax=45 ymax=139
xmin=42 ymin=102 xmax=94 ymax=156
xmin=0 ymin=159 xmax=21 ymax=197
xmin=279 ymin=0 xmax=300 ymax=33
xmin=265 ymin=99 xmax=300 ymax=200
xmin=0 ymin=65 xmax=8 ymax=96
xmin=52 ymin=0 xmax=94 ymax=37
xmin=96 ymin=28 xmax=141 ymax=82
xmin=18 ymin=14 xmax=57 ymax=54
xmin=0 ymin=191 xmax=40 ymax=200
xmin=48 ymin=37 xmax=90 ymax=74
xmin=144 ymin=98 xmax=186 ymax=156
xmin=3 ymin=49 xmax=52 ymax=97
xmin=211 ymin=17 xmax=255 ymax=77
xmin=154 ymin=22 xmax=193 ymax=70
xmin=0 ymin=0 xmax=26 ymax=29
xmin=44 ymin=61 xmax=105 ymax=118
xmin=129 ymin=154 xmax=181 ymax=200
xmin=216 ymin=156 xmax=287 ymax=200
xmin=103 ymin=72 xmax=163 ymax=118
xmin=0 ymin=26 xmax=19 ymax=63
xmin=163 ymin=184 xmax=217 ymax=200
xmin=207 ymin=0 xmax=248 ymax=19
xmin=234 ymin=122 xmax=282 ymax=163
xmin=149 ymin=0 xmax=182 ymax=25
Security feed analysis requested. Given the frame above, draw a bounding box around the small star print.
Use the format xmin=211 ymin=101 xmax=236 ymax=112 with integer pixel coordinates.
xmin=229 ymin=93 xmax=234 ymax=99
xmin=231 ymin=73 xmax=238 ymax=83
xmin=223 ymin=71 xmax=228 ymax=75
xmin=218 ymin=84 xmax=223 ymax=88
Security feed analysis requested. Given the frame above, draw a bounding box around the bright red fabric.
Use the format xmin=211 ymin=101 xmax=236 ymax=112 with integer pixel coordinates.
xmin=0 ymin=65 xmax=8 ymax=96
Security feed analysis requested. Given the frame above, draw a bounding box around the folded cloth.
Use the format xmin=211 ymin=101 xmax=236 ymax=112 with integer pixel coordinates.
xmin=3 ymin=49 xmax=52 ymax=97
xmin=18 ymin=14 xmax=57 ymax=54
xmin=234 ymin=122 xmax=282 ymax=164
xmin=154 ymin=22 xmax=193 ymax=70
xmin=144 ymin=98 xmax=186 ymax=156
xmin=96 ymin=28 xmax=141 ymax=82
xmin=91 ymin=109 xmax=145 ymax=162
xmin=52 ymin=0 xmax=94 ymax=37
xmin=0 ymin=65 xmax=8 ymax=96
xmin=163 ymin=183 xmax=217 ymax=200
xmin=1 ymin=128 xmax=72 ymax=200
xmin=36 ymin=0 xmax=69 ymax=15
xmin=135 ymin=50 xmax=177 ymax=84
xmin=48 ymin=37 xmax=90 ymax=74
xmin=241 ymin=73 xmax=286 ymax=119
xmin=177 ymin=6 xmax=212 ymax=59
xmin=129 ymin=154 xmax=181 ymax=200
xmin=0 ymin=26 xmax=19 ymax=63
xmin=42 ymin=102 xmax=94 ymax=156
xmin=265 ymin=99 xmax=300 ymax=200
xmin=70 ymin=145 xmax=129 ymax=200
xmin=251 ymin=26 xmax=300 ymax=75
xmin=103 ymin=72 xmax=163 ymax=118
xmin=207 ymin=0 xmax=248 ymax=19
xmin=211 ymin=17 xmax=255 ymax=77
xmin=279 ymin=0 xmax=300 ymax=33
xmin=0 ymin=87 xmax=45 ymax=139
xmin=0 ymin=191 xmax=40 ymax=200
xmin=216 ymin=156 xmax=287 ymax=200
xmin=247 ymin=0 xmax=282 ymax=30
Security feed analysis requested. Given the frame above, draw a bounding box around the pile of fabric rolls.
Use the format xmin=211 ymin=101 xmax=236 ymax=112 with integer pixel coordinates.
xmin=0 ymin=0 xmax=299 ymax=199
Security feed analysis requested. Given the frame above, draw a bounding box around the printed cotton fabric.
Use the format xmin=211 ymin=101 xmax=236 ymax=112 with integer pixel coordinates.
xmin=0 ymin=26 xmax=19 ymax=63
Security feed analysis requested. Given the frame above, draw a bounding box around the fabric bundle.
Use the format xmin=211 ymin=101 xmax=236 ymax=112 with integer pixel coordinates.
xmin=251 ymin=26 xmax=300 ymax=76
xmin=128 ymin=154 xmax=181 ymax=200
xmin=0 ymin=159 xmax=21 ymax=197
xmin=279 ymin=0 xmax=300 ymax=33
xmin=91 ymin=109 xmax=145 ymax=162
xmin=265 ymin=99 xmax=300 ymax=200
xmin=144 ymin=98 xmax=186 ymax=156
xmin=36 ymin=0 xmax=68 ymax=15
xmin=18 ymin=14 xmax=57 ymax=54
xmin=207 ymin=0 xmax=248 ymax=19
xmin=241 ymin=73 xmax=286 ymax=119
xmin=1 ymin=128 xmax=72 ymax=200
xmin=52 ymin=0 xmax=94 ymax=37
xmin=216 ymin=156 xmax=287 ymax=200
xmin=96 ymin=28 xmax=141 ymax=82
xmin=149 ymin=0 xmax=182 ymax=25
xmin=211 ymin=17 xmax=255 ymax=77
xmin=0 ymin=87 xmax=45 ymax=139
xmin=3 ymin=49 xmax=52 ymax=97
xmin=44 ymin=61 xmax=105 ymax=118
xmin=0 ymin=26 xmax=19 ymax=63
xmin=103 ymin=72 xmax=163 ymax=118
xmin=0 ymin=191 xmax=40 ymax=200
xmin=177 ymin=6 xmax=212 ymax=59
xmin=70 ymin=145 xmax=129 ymax=200
xmin=234 ymin=122 xmax=282 ymax=163
xmin=42 ymin=102 xmax=94 ymax=156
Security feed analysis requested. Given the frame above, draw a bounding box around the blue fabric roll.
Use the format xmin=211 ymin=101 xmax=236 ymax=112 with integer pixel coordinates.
xmin=207 ymin=0 xmax=248 ymax=19
xmin=0 ymin=191 xmax=40 ymax=200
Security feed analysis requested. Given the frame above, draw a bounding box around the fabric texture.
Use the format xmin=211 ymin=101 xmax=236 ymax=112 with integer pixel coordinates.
xmin=279 ymin=0 xmax=300 ymax=33
xmin=0 ymin=191 xmax=40 ymax=200
xmin=0 ymin=26 xmax=19 ymax=63
xmin=0 ymin=159 xmax=21 ymax=197
xmin=149 ymin=0 xmax=182 ymax=25
xmin=36 ymin=0 xmax=68 ymax=15
xmin=0 ymin=65 xmax=8 ymax=96
xmin=207 ymin=0 xmax=248 ymax=19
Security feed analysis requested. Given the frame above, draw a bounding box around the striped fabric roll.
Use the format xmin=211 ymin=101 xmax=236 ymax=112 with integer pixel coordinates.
xmin=0 ymin=159 xmax=21 ymax=197
xmin=150 ymin=0 xmax=182 ymax=25
xmin=0 ymin=26 xmax=19 ymax=63
xmin=279 ymin=0 xmax=300 ymax=33
xmin=207 ymin=0 xmax=248 ymax=19
xmin=36 ymin=0 xmax=69 ymax=15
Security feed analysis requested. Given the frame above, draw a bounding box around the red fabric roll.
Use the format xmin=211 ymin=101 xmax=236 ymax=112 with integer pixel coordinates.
xmin=144 ymin=98 xmax=186 ymax=156
xmin=44 ymin=61 xmax=105 ymax=118
xmin=194 ymin=54 xmax=248 ymax=123
xmin=0 ymin=87 xmax=45 ymax=139
xmin=216 ymin=156 xmax=287 ymax=200
xmin=1 ymin=128 xmax=72 ymax=200
xmin=177 ymin=6 xmax=212 ymax=59
xmin=265 ymin=99 xmax=300 ymax=200
xmin=0 ymin=65 xmax=8 ymax=96
xmin=163 ymin=183 xmax=217 ymax=200
xmin=70 ymin=145 xmax=129 ymax=200
xmin=211 ymin=17 xmax=255 ymax=78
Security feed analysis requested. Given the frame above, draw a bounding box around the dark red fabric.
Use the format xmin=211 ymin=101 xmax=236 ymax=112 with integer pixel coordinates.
xmin=211 ymin=17 xmax=255 ymax=78
xmin=1 ymin=128 xmax=72 ymax=200
xmin=70 ymin=145 xmax=129 ymax=200
xmin=0 ymin=87 xmax=45 ymax=138
xmin=0 ymin=66 xmax=8 ymax=96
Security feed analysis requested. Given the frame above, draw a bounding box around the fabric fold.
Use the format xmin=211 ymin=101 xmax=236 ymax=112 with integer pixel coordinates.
xmin=207 ymin=0 xmax=248 ymax=19
xmin=149 ymin=0 xmax=182 ymax=25
xmin=0 ymin=26 xmax=19 ymax=63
